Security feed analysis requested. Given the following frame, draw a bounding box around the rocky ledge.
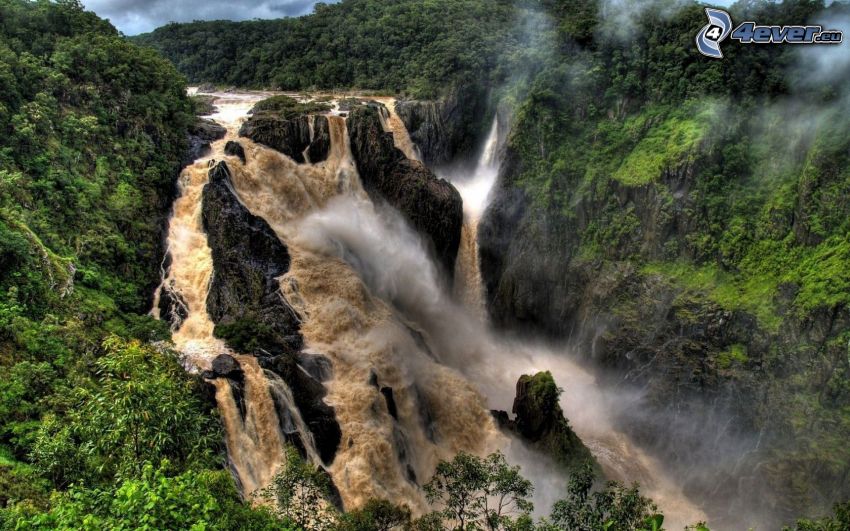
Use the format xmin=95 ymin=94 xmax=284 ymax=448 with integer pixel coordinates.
xmin=185 ymin=118 xmax=226 ymax=166
xmin=239 ymin=112 xmax=330 ymax=164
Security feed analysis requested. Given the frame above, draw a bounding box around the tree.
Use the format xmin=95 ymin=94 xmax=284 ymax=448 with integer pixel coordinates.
xmin=549 ymin=462 xmax=661 ymax=531
xmin=31 ymin=336 xmax=219 ymax=482
xmin=337 ymin=498 xmax=412 ymax=531
xmin=423 ymin=451 xmax=534 ymax=531
xmin=785 ymin=501 xmax=850 ymax=531
xmin=263 ymin=446 xmax=338 ymax=530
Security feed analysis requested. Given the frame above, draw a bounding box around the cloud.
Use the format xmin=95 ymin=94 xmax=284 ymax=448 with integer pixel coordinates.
xmin=81 ymin=0 xmax=338 ymax=35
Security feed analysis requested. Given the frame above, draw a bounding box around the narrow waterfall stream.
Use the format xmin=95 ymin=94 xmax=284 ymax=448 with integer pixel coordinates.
xmin=436 ymin=116 xmax=707 ymax=528
xmin=157 ymin=92 xmax=705 ymax=527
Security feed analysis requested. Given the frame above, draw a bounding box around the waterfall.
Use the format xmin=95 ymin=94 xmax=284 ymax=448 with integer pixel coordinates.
xmin=442 ymin=117 xmax=501 ymax=319
xmin=154 ymin=92 xmax=325 ymax=502
xmin=157 ymin=93 xmax=705 ymax=527
xmin=374 ymin=97 xmax=421 ymax=161
xmin=220 ymin=117 xmax=501 ymax=512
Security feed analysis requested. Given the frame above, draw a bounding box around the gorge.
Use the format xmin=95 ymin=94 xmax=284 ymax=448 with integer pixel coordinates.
xmin=155 ymin=90 xmax=710 ymax=528
xmin=3 ymin=1 xmax=850 ymax=529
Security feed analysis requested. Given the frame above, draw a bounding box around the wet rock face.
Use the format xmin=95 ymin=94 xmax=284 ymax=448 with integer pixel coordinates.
xmin=224 ymin=140 xmax=246 ymax=164
xmin=347 ymin=105 xmax=463 ymax=276
xmin=201 ymin=161 xmax=302 ymax=355
xmin=185 ymin=118 xmax=226 ymax=166
xmin=156 ymin=282 xmax=188 ymax=328
xmin=395 ymin=85 xmax=489 ymax=166
xmin=493 ymin=372 xmax=595 ymax=472
xmin=260 ymin=353 xmax=342 ymax=466
xmin=238 ymin=113 xmax=330 ymax=164
xmin=211 ymin=353 xmax=243 ymax=380
xmin=203 ymin=354 xmax=247 ymax=421
xmin=201 ymin=160 xmax=341 ymax=464
xmin=239 ymin=112 xmax=311 ymax=163
xmin=307 ymin=115 xmax=331 ymax=163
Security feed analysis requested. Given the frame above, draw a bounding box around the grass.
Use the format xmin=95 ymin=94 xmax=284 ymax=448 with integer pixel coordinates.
xmin=716 ymin=344 xmax=749 ymax=369
xmin=612 ymin=102 xmax=718 ymax=186
xmin=642 ymin=261 xmax=783 ymax=332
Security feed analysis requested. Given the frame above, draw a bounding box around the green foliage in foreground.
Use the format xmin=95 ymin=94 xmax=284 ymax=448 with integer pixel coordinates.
xmin=0 ymin=1 xmax=279 ymax=528
xmin=785 ymin=501 xmax=850 ymax=531
xmin=263 ymin=450 xmax=668 ymax=531
xmin=3 ymin=461 xmax=287 ymax=530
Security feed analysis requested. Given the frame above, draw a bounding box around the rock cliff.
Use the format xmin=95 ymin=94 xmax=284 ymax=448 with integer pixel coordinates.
xmin=347 ymin=105 xmax=463 ymax=277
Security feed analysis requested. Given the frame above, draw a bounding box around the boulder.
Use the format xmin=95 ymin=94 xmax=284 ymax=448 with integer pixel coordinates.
xmin=185 ymin=118 xmax=226 ymax=166
xmin=347 ymin=105 xmax=463 ymax=276
xmin=224 ymin=140 xmax=246 ymax=164
xmin=211 ymin=353 xmax=243 ymax=381
xmin=239 ymin=112 xmax=311 ymax=163
xmin=201 ymin=354 xmax=247 ymax=421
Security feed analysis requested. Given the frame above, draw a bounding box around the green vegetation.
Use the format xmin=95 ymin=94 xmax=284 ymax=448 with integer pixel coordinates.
xmin=785 ymin=501 xmax=850 ymax=531
xmin=4 ymin=0 xmax=850 ymax=527
xmin=262 ymin=447 xmax=338 ymax=530
xmin=0 ymin=0 xmax=279 ymax=527
xmin=133 ymin=0 xmax=543 ymax=99
xmin=262 ymin=449 xmax=669 ymax=531
xmin=251 ymin=95 xmax=332 ymax=119
xmin=546 ymin=462 xmax=661 ymax=531
xmin=423 ymin=451 xmax=534 ymax=531
xmin=498 ymin=0 xmax=850 ymax=522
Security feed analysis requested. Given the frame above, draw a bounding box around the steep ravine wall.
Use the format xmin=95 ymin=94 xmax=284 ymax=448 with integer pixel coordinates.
xmin=395 ymin=84 xmax=494 ymax=167
xmin=478 ymin=125 xmax=850 ymax=527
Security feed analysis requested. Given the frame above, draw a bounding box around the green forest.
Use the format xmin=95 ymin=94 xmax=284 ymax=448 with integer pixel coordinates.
xmin=2 ymin=0 xmax=850 ymax=529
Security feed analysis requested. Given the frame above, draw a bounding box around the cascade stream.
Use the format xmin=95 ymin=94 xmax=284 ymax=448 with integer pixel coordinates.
xmin=155 ymin=91 xmax=706 ymax=527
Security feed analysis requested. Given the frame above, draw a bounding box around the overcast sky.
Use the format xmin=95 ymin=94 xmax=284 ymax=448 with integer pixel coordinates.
xmin=81 ymin=0 xmax=337 ymax=35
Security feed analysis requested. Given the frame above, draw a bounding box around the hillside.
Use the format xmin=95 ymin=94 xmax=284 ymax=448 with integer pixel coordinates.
xmin=480 ymin=0 xmax=850 ymax=525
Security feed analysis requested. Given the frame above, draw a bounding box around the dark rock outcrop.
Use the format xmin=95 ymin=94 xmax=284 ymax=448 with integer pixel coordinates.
xmin=347 ymin=105 xmax=463 ymax=276
xmin=156 ymin=282 xmax=188 ymax=328
xmin=239 ymin=112 xmax=311 ymax=163
xmin=202 ymin=354 xmax=247 ymax=421
xmin=493 ymin=372 xmax=595 ymax=472
xmin=307 ymin=115 xmax=331 ymax=163
xmin=380 ymin=387 xmax=398 ymax=420
xmin=224 ymin=140 xmax=246 ymax=164
xmin=211 ymin=353 xmax=243 ymax=380
xmin=395 ymin=85 xmax=490 ymax=166
xmin=185 ymin=118 xmax=226 ymax=166
xmin=201 ymin=161 xmax=302 ymax=355
xmin=239 ymin=113 xmax=330 ymax=164
xmin=260 ymin=354 xmax=342 ymax=466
